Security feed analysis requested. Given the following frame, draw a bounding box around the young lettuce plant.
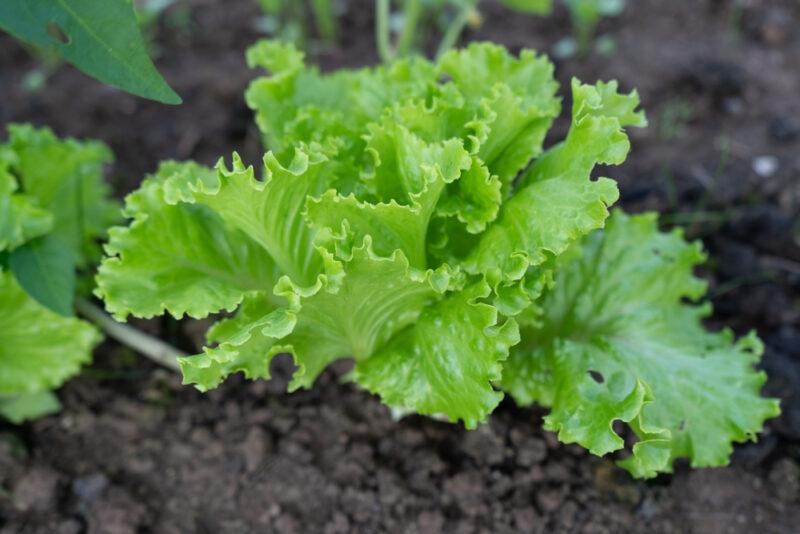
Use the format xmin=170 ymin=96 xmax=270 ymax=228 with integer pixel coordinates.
xmin=0 ymin=124 xmax=185 ymax=424
xmin=97 ymin=41 xmax=779 ymax=477
xmin=0 ymin=125 xmax=117 ymax=423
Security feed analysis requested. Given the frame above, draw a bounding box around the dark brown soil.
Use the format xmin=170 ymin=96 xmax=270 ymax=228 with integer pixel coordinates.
xmin=1 ymin=1 xmax=799 ymax=532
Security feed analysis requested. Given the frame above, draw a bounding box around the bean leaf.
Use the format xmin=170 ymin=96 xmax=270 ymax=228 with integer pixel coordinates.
xmin=0 ymin=0 xmax=181 ymax=104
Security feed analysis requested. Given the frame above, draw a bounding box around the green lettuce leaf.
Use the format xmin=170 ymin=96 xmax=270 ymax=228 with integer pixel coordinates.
xmin=96 ymin=161 xmax=279 ymax=319
xmin=184 ymin=151 xmax=332 ymax=287
xmin=437 ymin=43 xmax=560 ymax=190
xmin=354 ymin=280 xmax=519 ymax=429
xmin=502 ymin=211 xmax=780 ymax=477
xmin=306 ymin=120 xmax=471 ymax=267
xmin=464 ymin=79 xmax=645 ymax=280
xmin=179 ymin=292 xmax=282 ymax=391
xmin=245 ymin=39 xmax=435 ymax=163
xmin=5 ymin=124 xmax=119 ymax=265
xmin=0 ymin=163 xmax=53 ymax=252
xmin=0 ymin=391 xmax=61 ymax=424
xmin=0 ymin=269 xmax=99 ymax=398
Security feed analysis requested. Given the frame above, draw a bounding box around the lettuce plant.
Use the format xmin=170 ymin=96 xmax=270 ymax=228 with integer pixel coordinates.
xmin=0 ymin=125 xmax=120 ymax=422
xmin=97 ymin=41 xmax=778 ymax=477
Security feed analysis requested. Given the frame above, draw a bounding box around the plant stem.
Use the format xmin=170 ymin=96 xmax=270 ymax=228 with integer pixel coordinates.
xmin=376 ymin=0 xmax=394 ymax=63
xmin=435 ymin=1 xmax=474 ymax=60
xmin=311 ymin=0 xmax=337 ymax=42
xmin=75 ymin=297 xmax=185 ymax=372
xmin=395 ymin=0 xmax=421 ymax=58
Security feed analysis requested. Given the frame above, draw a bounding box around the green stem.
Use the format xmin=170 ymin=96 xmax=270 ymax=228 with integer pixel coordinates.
xmin=435 ymin=1 xmax=474 ymax=60
xmin=376 ymin=0 xmax=394 ymax=63
xmin=395 ymin=0 xmax=421 ymax=57
xmin=75 ymin=297 xmax=185 ymax=372
xmin=311 ymin=0 xmax=337 ymax=41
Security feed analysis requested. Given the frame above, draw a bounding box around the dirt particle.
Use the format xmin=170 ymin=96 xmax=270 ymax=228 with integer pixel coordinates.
xmin=12 ymin=467 xmax=59 ymax=512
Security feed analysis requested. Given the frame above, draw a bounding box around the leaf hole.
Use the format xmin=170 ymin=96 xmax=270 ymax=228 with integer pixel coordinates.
xmin=47 ymin=21 xmax=71 ymax=45
xmin=588 ymin=369 xmax=605 ymax=384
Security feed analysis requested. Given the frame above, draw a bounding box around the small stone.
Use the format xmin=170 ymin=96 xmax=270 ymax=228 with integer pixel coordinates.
xmin=760 ymin=9 xmax=793 ymax=46
xmin=516 ymin=439 xmax=547 ymax=467
xmin=752 ymin=155 xmax=779 ymax=178
xmin=461 ymin=426 xmax=504 ymax=465
xmin=768 ymin=458 xmax=800 ymax=503
xmin=415 ymin=510 xmax=445 ymax=533
xmin=512 ymin=507 xmax=539 ymax=529
xmin=535 ymin=487 xmax=564 ymax=513
xmin=13 ymin=467 xmax=59 ymax=512
xmin=769 ymin=117 xmax=800 ymax=143
xmin=72 ymin=473 xmax=109 ymax=513
xmin=240 ymin=427 xmax=269 ymax=473
xmin=637 ymin=496 xmax=659 ymax=520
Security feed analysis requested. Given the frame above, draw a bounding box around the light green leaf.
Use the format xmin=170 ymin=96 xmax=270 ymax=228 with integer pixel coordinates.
xmin=355 ymin=280 xmax=520 ymax=429
xmin=179 ymin=292 xmax=284 ymax=391
xmin=464 ymin=79 xmax=645 ymax=280
xmin=7 ymin=124 xmax=119 ymax=266
xmin=9 ymin=234 xmax=76 ymax=316
xmin=0 ymin=0 xmax=180 ymax=104
xmin=436 ymin=43 xmax=560 ymax=189
xmin=0 ymin=165 xmax=53 ymax=252
xmin=0 ymin=269 xmax=99 ymax=396
xmin=436 ymin=157 xmax=502 ymax=234
xmin=0 ymin=390 xmax=61 ymax=424
xmin=437 ymin=42 xmax=559 ymax=112
xmin=306 ymin=121 xmax=471 ymax=267
xmin=96 ymin=161 xmax=279 ymax=320
xmin=245 ymin=39 xmax=435 ymax=160
xmin=186 ymin=151 xmax=332 ymax=287
xmin=503 ymin=211 xmax=780 ymax=477
xmin=278 ymin=236 xmax=454 ymax=391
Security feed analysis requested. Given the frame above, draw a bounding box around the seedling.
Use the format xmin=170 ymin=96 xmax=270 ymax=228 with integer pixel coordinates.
xmin=377 ymin=0 xmax=553 ymax=62
xmin=557 ymin=0 xmax=625 ymax=57
xmin=255 ymin=0 xmax=339 ymax=49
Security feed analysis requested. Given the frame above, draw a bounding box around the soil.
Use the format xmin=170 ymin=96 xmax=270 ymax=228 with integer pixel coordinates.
xmin=1 ymin=0 xmax=799 ymax=532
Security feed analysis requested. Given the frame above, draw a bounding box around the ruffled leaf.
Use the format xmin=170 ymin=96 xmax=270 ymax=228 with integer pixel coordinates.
xmin=96 ymin=161 xmax=279 ymax=319
xmin=464 ymin=79 xmax=645 ymax=279
xmin=278 ymin=235 xmax=454 ymax=390
xmin=0 ymin=269 xmax=99 ymax=397
xmin=179 ymin=293 xmax=286 ymax=391
xmin=503 ymin=211 xmax=780 ymax=477
xmin=0 ymin=164 xmax=53 ymax=252
xmin=182 ymin=150 xmax=333 ymax=287
xmin=355 ymin=280 xmax=520 ymax=429
xmin=306 ymin=121 xmax=471 ymax=267
xmin=5 ymin=124 xmax=119 ymax=266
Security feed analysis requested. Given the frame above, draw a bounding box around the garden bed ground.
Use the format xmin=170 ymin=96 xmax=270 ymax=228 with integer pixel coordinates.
xmin=1 ymin=0 xmax=799 ymax=532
